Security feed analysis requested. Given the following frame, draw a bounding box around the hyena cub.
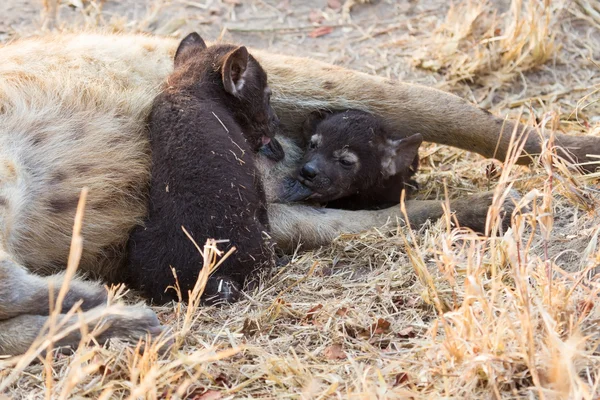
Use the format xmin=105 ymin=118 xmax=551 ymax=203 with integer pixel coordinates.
xmin=127 ymin=33 xmax=281 ymax=304
xmin=281 ymin=110 xmax=422 ymax=210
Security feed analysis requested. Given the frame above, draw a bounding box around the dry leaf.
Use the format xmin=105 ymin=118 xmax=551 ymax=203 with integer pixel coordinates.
xmin=305 ymin=304 xmax=323 ymax=321
xmin=191 ymin=390 xmax=222 ymax=400
xmin=323 ymin=343 xmax=346 ymax=360
xmin=578 ymin=300 xmax=594 ymax=318
xmin=370 ymin=318 xmax=391 ymax=335
xmin=309 ymin=26 xmax=334 ymax=38
xmin=336 ymin=307 xmax=348 ymax=317
xmin=393 ymin=372 xmax=410 ymax=387
xmin=398 ymin=327 xmax=415 ymax=338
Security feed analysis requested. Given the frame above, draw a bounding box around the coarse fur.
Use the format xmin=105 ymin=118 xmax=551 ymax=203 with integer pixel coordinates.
xmin=127 ymin=34 xmax=275 ymax=304
xmin=0 ymin=32 xmax=598 ymax=355
xmin=282 ymin=110 xmax=422 ymax=210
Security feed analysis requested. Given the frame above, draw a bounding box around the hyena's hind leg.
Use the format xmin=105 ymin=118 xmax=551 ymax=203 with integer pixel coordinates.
xmin=0 ymin=251 xmax=108 ymax=319
xmin=0 ymin=306 xmax=161 ymax=356
xmin=257 ymin=52 xmax=600 ymax=171
xmin=0 ymin=251 xmax=163 ymax=356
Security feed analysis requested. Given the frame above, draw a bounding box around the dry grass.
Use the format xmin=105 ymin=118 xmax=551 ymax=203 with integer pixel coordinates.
xmin=1 ymin=0 xmax=600 ymax=398
xmin=411 ymin=0 xmax=563 ymax=87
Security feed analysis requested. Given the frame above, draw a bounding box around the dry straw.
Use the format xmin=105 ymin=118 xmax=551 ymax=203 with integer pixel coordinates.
xmin=411 ymin=0 xmax=562 ymax=88
xmin=2 ymin=0 xmax=600 ymax=398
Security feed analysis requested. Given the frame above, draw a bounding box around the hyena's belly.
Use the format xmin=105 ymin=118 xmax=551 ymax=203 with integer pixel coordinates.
xmin=0 ymin=104 xmax=153 ymax=279
xmin=0 ymin=33 xmax=176 ymax=279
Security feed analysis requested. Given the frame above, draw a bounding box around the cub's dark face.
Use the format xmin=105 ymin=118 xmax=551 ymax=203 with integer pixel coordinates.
xmin=172 ymin=33 xmax=284 ymax=161
xmin=279 ymin=110 xmax=422 ymax=203
xmin=297 ymin=111 xmax=385 ymax=202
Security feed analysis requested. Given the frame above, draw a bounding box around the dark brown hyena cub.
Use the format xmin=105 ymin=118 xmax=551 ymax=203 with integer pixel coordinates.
xmin=126 ymin=33 xmax=283 ymax=304
xmin=280 ymin=109 xmax=422 ymax=210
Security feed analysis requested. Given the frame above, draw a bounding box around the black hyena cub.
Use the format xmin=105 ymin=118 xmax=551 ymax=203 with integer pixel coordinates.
xmin=127 ymin=33 xmax=283 ymax=304
xmin=280 ymin=109 xmax=422 ymax=210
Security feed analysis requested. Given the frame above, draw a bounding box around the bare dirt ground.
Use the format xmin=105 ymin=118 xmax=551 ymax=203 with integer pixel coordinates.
xmin=1 ymin=0 xmax=600 ymax=398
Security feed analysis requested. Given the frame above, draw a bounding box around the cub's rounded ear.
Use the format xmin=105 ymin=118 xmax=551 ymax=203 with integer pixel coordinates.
xmin=380 ymin=133 xmax=423 ymax=178
xmin=222 ymin=46 xmax=249 ymax=97
xmin=301 ymin=110 xmax=329 ymax=145
xmin=174 ymin=32 xmax=208 ymax=68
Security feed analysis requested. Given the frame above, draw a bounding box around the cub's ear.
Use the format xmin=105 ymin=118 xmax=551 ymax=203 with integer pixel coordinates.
xmin=222 ymin=46 xmax=249 ymax=97
xmin=301 ymin=110 xmax=328 ymax=145
xmin=174 ymin=32 xmax=207 ymax=68
xmin=380 ymin=133 xmax=423 ymax=178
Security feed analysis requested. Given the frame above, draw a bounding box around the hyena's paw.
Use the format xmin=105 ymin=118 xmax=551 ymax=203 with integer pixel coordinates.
xmin=47 ymin=305 xmax=166 ymax=354
xmin=556 ymin=134 xmax=600 ymax=173
xmin=93 ymin=304 xmax=164 ymax=345
xmin=452 ymin=189 xmax=521 ymax=233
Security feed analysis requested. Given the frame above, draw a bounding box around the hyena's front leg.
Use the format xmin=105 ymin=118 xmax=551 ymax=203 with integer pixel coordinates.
xmin=268 ymin=203 xmax=391 ymax=251
xmin=269 ymin=191 xmax=518 ymax=251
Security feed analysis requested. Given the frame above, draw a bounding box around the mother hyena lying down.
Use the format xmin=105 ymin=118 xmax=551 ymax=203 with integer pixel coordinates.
xmin=0 ymin=32 xmax=598 ymax=355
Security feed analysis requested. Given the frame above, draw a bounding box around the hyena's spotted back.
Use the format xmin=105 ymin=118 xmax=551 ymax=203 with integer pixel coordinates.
xmin=0 ymin=33 xmax=177 ymax=279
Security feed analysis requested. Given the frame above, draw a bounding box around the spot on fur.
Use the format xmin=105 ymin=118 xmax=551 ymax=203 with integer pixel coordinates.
xmin=50 ymin=171 xmax=67 ymax=185
xmin=31 ymin=133 xmax=47 ymax=146
xmin=48 ymin=196 xmax=79 ymax=214
xmin=322 ymin=81 xmax=336 ymax=90
xmin=75 ymin=164 xmax=93 ymax=174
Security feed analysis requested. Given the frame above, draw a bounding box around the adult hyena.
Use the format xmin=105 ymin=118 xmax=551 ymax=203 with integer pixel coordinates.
xmin=0 ymin=32 xmax=598 ymax=355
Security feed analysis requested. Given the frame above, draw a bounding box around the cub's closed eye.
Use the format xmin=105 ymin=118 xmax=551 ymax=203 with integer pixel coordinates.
xmin=339 ymin=158 xmax=355 ymax=166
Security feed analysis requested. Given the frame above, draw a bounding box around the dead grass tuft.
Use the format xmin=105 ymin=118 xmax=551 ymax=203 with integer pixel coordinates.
xmin=412 ymin=0 xmax=564 ymax=88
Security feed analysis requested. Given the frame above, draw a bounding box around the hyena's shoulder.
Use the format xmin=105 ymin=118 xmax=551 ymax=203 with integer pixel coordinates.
xmin=0 ymin=32 xmax=179 ymax=279
xmin=0 ymin=32 xmax=177 ymax=110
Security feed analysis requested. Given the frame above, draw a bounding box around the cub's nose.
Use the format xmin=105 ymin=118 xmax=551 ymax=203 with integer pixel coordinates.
xmin=300 ymin=163 xmax=318 ymax=180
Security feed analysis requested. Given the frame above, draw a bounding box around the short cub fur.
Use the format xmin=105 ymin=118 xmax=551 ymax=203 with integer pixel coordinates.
xmin=280 ymin=110 xmax=422 ymax=210
xmin=127 ymin=33 xmax=278 ymax=304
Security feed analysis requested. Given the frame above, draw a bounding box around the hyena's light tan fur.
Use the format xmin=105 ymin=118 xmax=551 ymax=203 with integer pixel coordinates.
xmin=0 ymin=32 xmax=597 ymax=355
